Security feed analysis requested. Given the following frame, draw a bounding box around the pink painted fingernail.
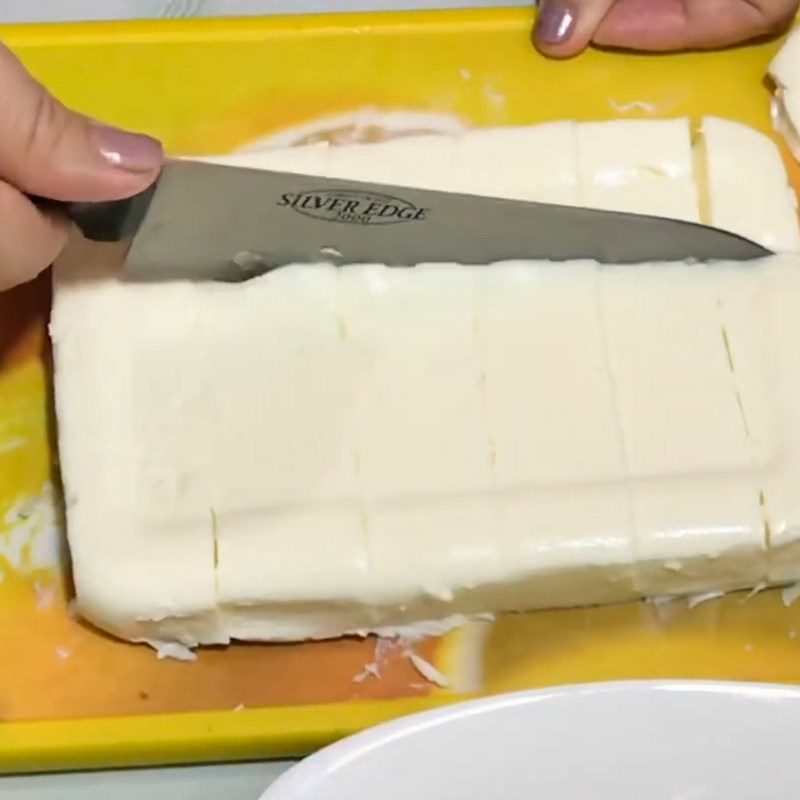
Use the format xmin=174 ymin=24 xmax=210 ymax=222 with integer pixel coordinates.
xmin=536 ymin=2 xmax=577 ymax=45
xmin=92 ymin=124 xmax=164 ymax=172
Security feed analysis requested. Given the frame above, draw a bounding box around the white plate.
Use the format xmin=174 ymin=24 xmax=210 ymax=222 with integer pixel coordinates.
xmin=261 ymin=680 xmax=800 ymax=800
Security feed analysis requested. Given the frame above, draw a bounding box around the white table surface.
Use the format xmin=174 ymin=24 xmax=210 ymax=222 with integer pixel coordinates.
xmin=0 ymin=0 xmax=526 ymax=24
xmin=0 ymin=762 xmax=293 ymax=799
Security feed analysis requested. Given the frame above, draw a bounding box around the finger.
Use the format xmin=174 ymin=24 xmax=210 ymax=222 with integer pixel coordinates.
xmin=535 ymin=0 xmax=618 ymax=57
xmin=0 ymin=179 xmax=70 ymax=290
xmin=0 ymin=44 xmax=163 ymax=202
xmin=593 ymin=0 xmax=799 ymax=51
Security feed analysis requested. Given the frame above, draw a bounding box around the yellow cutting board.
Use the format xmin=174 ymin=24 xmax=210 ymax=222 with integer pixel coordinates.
xmin=1 ymin=7 xmax=799 ymax=773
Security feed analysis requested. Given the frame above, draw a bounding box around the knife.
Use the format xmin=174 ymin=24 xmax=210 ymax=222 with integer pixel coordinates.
xmin=52 ymin=159 xmax=771 ymax=281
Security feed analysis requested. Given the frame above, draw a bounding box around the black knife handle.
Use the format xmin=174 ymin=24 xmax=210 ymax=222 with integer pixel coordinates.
xmin=29 ymin=183 xmax=157 ymax=242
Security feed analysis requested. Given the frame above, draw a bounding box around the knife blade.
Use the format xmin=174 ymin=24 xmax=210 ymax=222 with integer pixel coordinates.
xmin=59 ymin=159 xmax=771 ymax=281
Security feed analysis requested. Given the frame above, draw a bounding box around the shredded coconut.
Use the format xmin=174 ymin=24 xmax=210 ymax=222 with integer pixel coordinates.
xmin=782 ymin=582 xmax=800 ymax=607
xmin=686 ymin=590 xmax=725 ymax=609
xmin=352 ymin=636 xmax=396 ymax=683
xmin=319 ymin=246 xmax=343 ymax=261
xmin=405 ymin=650 xmax=450 ymax=688
xmin=482 ymin=83 xmax=505 ymax=108
xmin=1 ymin=483 xmax=64 ymax=574
xmin=740 ymin=582 xmax=768 ymax=603
xmin=608 ymin=99 xmax=658 ymax=114
xmin=145 ymin=640 xmax=198 ymax=662
xmin=34 ymin=580 xmax=57 ymax=611
xmin=353 ymin=662 xmax=381 ymax=684
xmin=240 ymin=108 xmax=467 ymax=151
xmin=370 ymin=613 xmax=484 ymax=642
xmin=0 ymin=437 xmax=25 ymax=454
xmin=644 ymin=595 xmax=680 ymax=624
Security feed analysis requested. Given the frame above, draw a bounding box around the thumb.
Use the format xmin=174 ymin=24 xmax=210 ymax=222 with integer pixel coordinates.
xmin=0 ymin=44 xmax=163 ymax=203
xmin=534 ymin=0 xmax=618 ymax=57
